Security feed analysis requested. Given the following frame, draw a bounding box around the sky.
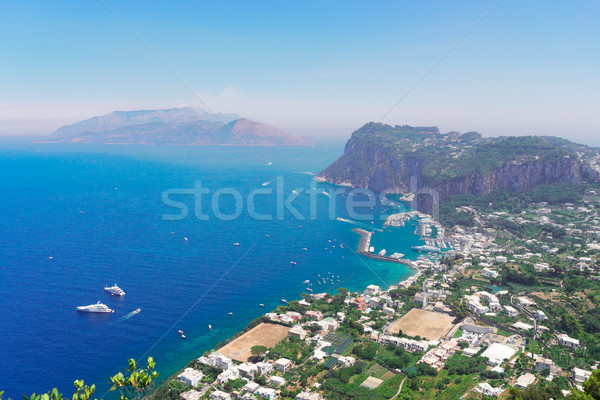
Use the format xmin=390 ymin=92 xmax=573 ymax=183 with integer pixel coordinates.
xmin=1 ymin=0 xmax=599 ymax=144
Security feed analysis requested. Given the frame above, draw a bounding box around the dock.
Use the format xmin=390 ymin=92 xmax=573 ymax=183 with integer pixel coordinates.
xmin=352 ymin=228 xmax=418 ymax=269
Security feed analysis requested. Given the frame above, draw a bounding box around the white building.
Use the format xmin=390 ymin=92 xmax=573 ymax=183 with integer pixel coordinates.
xmin=535 ymin=357 xmax=554 ymax=371
xmin=198 ymin=352 xmax=233 ymax=370
xmin=534 ymin=263 xmax=551 ymax=273
xmin=177 ymin=368 xmax=204 ymax=387
xmin=573 ymin=368 xmax=592 ymax=384
xmin=180 ymin=390 xmax=202 ymax=400
xmin=256 ymin=387 xmax=277 ymax=399
xmin=274 ymin=358 xmax=293 ymax=372
xmin=269 ymin=376 xmax=286 ymax=386
xmin=482 ymin=268 xmax=499 ymax=278
xmin=364 ymin=284 xmax=381 ymax=295
xmin=504 ymin=305 xmax=518 ymax=317
xmin=558 ymin=334 xmax=580 ymax=349
xmin=514 ymin=373 xmax=536 ymax=389
xmin=210 ymin=390 xmax=232 ymax=400
xmin=474 ymin=382 xmax=504 ymax=397
xmin=288 ymin=325 xmax=307 ymax=340
xmin=296 ymin=392 xmax=324 ymax=400
xmin=466 ymin=296 xmax=488 ymax=314
xmin=535 ymin=310 xmax=548 ymax=321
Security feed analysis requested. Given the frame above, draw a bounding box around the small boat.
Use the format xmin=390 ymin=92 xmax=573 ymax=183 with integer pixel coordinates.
xmin=302 ymin=248 xmax=308 ymax=251
xmin=184 ymin=237 xmax=188 ymax=242
xmin=181 ymin=334 xmax=186 ymax=339
xmin=228 ymin=312 xmax=233 ymax=315
xmin=208 ymin=325 xmax=212 ymax=330
xmin=303 ymin=280 xmax=310 ymax=284
xmin=178 ymin=330 xmax=184 ymax=335
xmin=259 ymin=304 xmax=265 ymax=307
xmin=266 ymin=162 xmax=272 ymax=166
xmin=292 ymin=190 xmax=299 ymax=195
xmin=281 ymin=298 xmax=288 ymax=303
xmin=233 ymin=243 xmax=240 ymax=246
xmin=290 ymin=261 xmax=297 ymax=265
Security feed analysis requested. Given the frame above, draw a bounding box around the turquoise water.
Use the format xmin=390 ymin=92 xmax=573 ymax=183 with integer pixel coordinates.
xmin=0 ymin=141 xmax=419 ymax=398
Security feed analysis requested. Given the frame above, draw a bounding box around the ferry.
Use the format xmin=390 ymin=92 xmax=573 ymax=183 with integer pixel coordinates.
xmin=104 ymin=284 xmax=125 ymax=296
xmin=77 ymin=301 xmax=113 ymax=313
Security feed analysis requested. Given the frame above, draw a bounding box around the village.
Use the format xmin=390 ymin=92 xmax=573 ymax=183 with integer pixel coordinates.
xmin=156 ymin=188 xmax=600 ymax=400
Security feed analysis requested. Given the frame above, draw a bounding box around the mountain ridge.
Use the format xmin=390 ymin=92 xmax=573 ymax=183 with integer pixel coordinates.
xmin=50 ymin=107 xmax=313 ymax=146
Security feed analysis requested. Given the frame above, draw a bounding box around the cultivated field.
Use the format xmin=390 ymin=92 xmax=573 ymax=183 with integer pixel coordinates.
xmin=218 ymin=323 xmax=290 ymax=362
xmin=388 ymin=309 xmax=455 ymax=341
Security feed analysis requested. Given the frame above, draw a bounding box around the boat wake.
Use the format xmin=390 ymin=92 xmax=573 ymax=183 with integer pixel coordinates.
xmin=117 ymin=308 xmax=141 ymax=322
xmin=336 ymin=217 xmax=373 ymax=230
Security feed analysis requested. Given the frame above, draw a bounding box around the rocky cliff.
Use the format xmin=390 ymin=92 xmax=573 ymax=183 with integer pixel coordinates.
xmin=317 ymin=122 xmax=600 ymax=213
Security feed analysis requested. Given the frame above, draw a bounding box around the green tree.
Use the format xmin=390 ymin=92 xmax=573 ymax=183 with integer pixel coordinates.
xmin=568 ymin=369 xmax=600 ymax=399
xmin=250 ymin=345 xmax=268 ymax=357
xmin=109 ymin=357 xmax=159 ymax=400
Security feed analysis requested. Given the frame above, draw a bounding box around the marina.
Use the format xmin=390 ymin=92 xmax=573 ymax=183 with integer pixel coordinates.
xmin=353 ymin=228 xmax=418 ymax=268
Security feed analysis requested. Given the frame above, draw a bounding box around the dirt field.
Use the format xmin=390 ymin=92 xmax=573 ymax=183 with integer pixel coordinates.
xmin=218 ymin=323 xmax=290 ymax=362
xmin=388 ymin=309 xmax=455 ymax=341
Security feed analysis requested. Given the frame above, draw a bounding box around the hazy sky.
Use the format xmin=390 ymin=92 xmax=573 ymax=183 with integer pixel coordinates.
xmin=1 ymin=1 xmax=599 ymax=144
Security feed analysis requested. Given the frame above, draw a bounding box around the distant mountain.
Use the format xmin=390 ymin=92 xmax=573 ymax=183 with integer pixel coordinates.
xmin=50 ymin=107 xmax=312 ymax=146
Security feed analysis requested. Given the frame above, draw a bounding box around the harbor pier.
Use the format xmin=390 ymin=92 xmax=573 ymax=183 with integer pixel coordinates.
xmin=352 ymin=228 xmax=418 ymax=269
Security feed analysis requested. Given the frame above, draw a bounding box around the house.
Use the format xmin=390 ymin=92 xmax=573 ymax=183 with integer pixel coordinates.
xmin=296 ymin=392 xmax=324 ymax=400
xmin=573 ymin=368 xmax=592 ymax=383
xmin=504 ymin=305 xmax=518 ymax=317
xmin=513 ymin=373 xmax=536 ymax=389
xmin=177 ymin=368 xmax=204 ymax=387
xmin=274 ymin=358 xmax=293 ymax=372
xmin=304 ymin=310 xmax=323 ymax=320
xmin=256 ymin=387 xmax=277 ymax=399
xmin=210 ymin=390 xmax=232 ymax=400
xmin=535 ymin=357 xmax=554 ymax=372
xmin=198 ymin=352 xmax=234 ymax=370
xmin=285 ymin=311 xmax=302 ymax=322
xmin=320 ymin=317 xmax=339 ymax=331
xmin=288 ymin=325 xmax=307 ymax=340
xmin=466 ymin=296 xmax=488 ymax=314
xmin=255 ymin=361 xmax=273 ymax=375
xmin=337 ymin=356 xmax=356 ymax=367
xmin=180 ymin=390 xmax=202 ymax=400
xmin=414 ymin=292 xmax=428 ymax=306
xmin=364 ymin=284 xmax=381 ymax=295
xmin=535 ymin=310 xmax=548 ymax=321
xmin=237 ymin=363 xmax=257 ymax=379
xmin=269 ymin=376 xmax=286 ymax=386
xmin=216 ymin=367 xmax=239 ymax=383
xmin=482 ymin=268 xmax=499 ymax=278
xmin=474 ymin=382 xmax=504 ymax=397
xmin=558 ymin=334 xmax=580 ymax=349
xmin=534 ymin=263 xmax=551 ymax=273
xmin=243 ymin=382 xmax=261 ymax=393
xmin=354 ymin=297 xmax=366 ymax=310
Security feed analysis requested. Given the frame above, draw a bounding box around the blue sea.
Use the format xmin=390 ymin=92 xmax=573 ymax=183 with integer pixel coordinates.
xmin=0 ymin=141 xmax=426 ymax=398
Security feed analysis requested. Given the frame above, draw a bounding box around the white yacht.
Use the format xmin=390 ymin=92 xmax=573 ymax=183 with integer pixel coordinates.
xmin=77 ymin=301 xmax=114 ymax=313
xmin=104 ymin=284 xmax=125 ymax=296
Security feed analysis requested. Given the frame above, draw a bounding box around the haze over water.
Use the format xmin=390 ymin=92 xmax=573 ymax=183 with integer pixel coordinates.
xmin=0 ymin=142 xmax=425 ymax=398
